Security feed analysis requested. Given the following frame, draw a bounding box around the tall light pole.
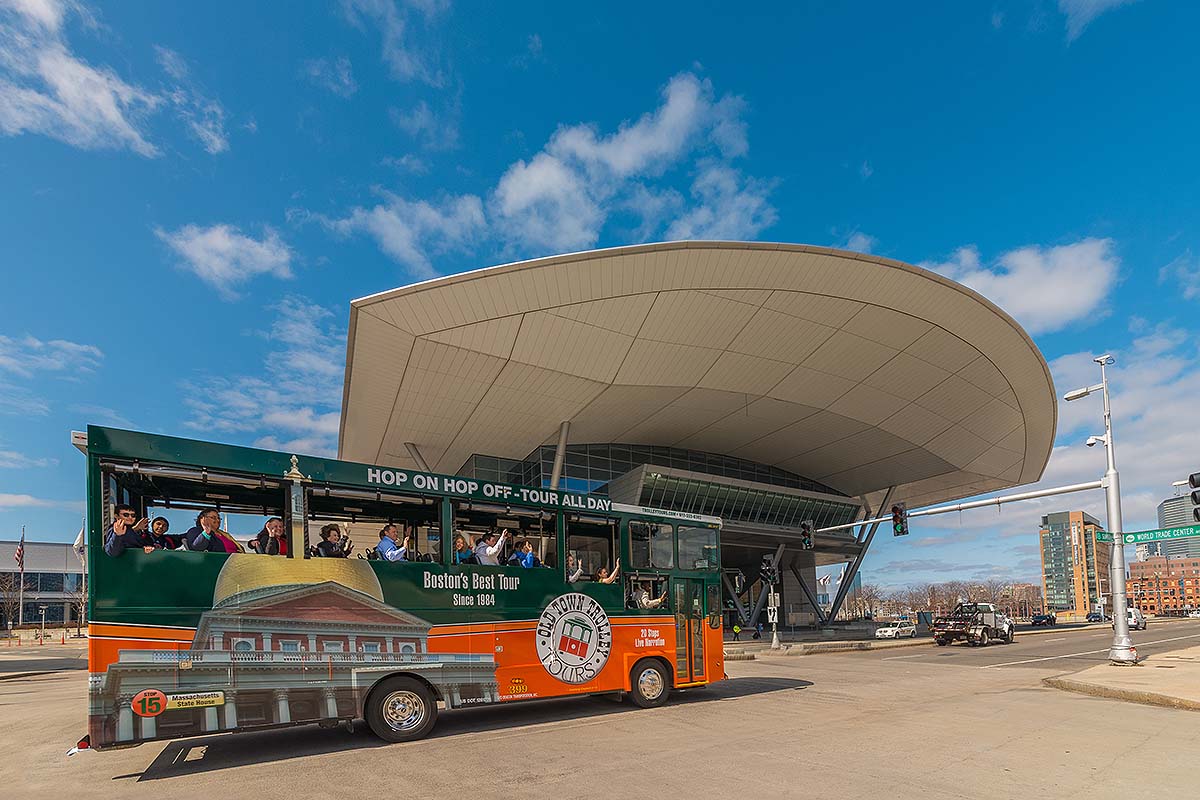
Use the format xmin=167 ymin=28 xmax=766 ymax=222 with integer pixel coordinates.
xmin=1065 ymin=354 xmax=1136 ymax=665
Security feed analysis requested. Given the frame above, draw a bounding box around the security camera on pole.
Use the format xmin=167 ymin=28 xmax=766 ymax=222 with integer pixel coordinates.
xmin=1064 ymin=354 xmax=1136 ymax=666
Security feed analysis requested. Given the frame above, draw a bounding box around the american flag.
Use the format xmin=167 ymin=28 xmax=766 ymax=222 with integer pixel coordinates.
xmin=13 ymin=528 xmax=24 ymax=572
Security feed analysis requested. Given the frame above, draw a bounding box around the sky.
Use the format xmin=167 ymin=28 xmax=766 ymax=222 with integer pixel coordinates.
xmin=2 ymin=0 xmax=1198 ymax=590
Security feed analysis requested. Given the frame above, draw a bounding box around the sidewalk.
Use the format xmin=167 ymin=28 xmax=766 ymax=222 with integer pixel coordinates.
xmin=1044 ymin=644 xmax=1200 ymax=711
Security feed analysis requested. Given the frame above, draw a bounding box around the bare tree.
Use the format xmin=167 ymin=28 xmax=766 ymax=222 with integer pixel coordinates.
xmin=69 ymin=578 xmax=87 ymax=637
xmin=857 ymin=583 xmax=885 ymax=618
xmin=0 ymin=572 xmax=27 ymax=633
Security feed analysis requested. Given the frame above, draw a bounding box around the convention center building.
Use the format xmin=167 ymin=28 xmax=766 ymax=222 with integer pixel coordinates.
xmin=336 ymin=241 xmax=1056 ymax=627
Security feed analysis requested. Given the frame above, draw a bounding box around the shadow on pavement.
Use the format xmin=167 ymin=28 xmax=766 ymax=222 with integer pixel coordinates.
xmin=122 ymin=676 xmax=812 ymax=781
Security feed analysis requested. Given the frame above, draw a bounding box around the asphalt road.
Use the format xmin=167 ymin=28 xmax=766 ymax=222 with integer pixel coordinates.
xmin=4 ymin=622 xmax=1199 ymax=799
xmin=844 ymin=617 xmax=1200 ymax=670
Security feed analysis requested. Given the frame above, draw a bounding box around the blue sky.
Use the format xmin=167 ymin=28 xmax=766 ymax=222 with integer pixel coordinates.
xmin=2 ymin=0 xmax=1198 ymax=589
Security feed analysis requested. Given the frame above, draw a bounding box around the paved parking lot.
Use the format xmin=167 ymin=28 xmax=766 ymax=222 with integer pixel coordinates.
xmin=3 ymin=622 xmax=1198 ymax=799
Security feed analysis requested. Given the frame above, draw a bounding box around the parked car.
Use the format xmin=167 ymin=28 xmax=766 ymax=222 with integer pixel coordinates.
xmin=1031 ymin=613 xmax=1057 ymax=626
xmin=1085 ymin=612 xmax=1107 ymax=622
xmin=875 ymin=620 xmax=917 ymax=639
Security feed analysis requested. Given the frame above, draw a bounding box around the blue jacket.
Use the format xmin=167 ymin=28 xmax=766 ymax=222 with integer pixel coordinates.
xmin=376 ymin=537 xmax=408 ymax=562
xmin=507 ymin=550 xmax=542 ymax=568
xmin=104 ymin=525 xmax=150 ymax=557
xmin=184 ymin=525 xmax=226 ymax=553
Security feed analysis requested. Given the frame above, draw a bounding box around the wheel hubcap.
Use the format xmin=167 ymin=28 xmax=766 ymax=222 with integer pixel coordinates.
xmin=382 ymin=690 xmax=426 ymax=732
xmin=638 ymin=669 xmax=664 ymax=700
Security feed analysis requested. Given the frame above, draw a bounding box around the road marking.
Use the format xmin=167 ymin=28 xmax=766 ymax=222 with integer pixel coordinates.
xmin=881 ymin=653 xmax=927 ymax=661
xmin=983 ymin=632 xmax=1200 ymax=668
xmin=1045 ymin=637 xmax=1067 ymax=642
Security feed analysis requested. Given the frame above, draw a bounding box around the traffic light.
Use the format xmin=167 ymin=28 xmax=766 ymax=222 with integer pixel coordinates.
xmin=759 ymin=555 xmax=778 ymax=584
xmin=1190 ymin=472 xmax=1200 ymax=523
xmin=799 ymin=520 xmax=815 ymax=550
xmin=892 ymin=503 xmax=909 ymax=536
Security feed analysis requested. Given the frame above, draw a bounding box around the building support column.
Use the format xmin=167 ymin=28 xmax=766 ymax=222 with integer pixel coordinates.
xmin=307 ymin=634 xmax=318 ymax=652
xmin=404 ymin=442 xmax=431 ymax=472
xmin=203 ymin=706 xmax=219 ymax=733
xmin=323 ymin=688 xmax=339 ymax=718
xmin=548 ymin=421 xmax=570 ymax=491
xmin=274 ymin=688 xmax=291 ymax=724
xmin=790 ymin=564 xmax=828 ymax=625
xmin=116 ymin=695 xmax=135 ymax=742
xmin=828 ymin=486 xmax=894 ymax=623
xmin=720 ymin=570 xmax=750 ymax=625
xmin=261 ymin=633 xmax=272 ymax=651
xmin=223 ymin=691 xmax=238 ymax=729
xmin=139 ymin=713 xmax=156 ymax=740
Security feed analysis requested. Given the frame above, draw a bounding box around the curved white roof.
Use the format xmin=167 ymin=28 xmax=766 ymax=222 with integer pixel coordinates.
xmin=339 ymin=241 xmax=1056 ymax=510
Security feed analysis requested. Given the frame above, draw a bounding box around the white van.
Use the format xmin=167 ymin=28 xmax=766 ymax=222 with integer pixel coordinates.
xmin=1126 ymin=607 xmax=1146 ymax=630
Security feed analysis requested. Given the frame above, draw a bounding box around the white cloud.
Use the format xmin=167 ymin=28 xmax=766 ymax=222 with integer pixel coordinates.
xmin=322 ymin=191 xmax=484 ymax=279
xmin=492 ymin=72 xmax=773 ymax=253
xmin=341 ymin=0 xmax=444 ymax=86
xmin=838 ymin=231 xmax=876 ymax=254
xmin=923 ymin=238 xmax=1118 ymax=335
xmin=155 ymin=47 xmax=228 ymax=154
xmin=0 ymin=4 xmax=231 ymax=156
xmin=303 ymin=55 xmax=357 ymax=98
xmin=0 ymin=334 xmax=102 ymax=378
xmin=0 ymin=0 xmax=161 ymax=155
xmin=183 ymin=296 xmax=345 ymax=457
xmin=156 ymin=223 xmax=293 ymax=298
xmin=0 ymin=448 xmax=54 ymax=468
xmin=664 ymin=162 xmax=777 ymax=241
xmin=390 ymin=97 xmax=458 ymax=150
xmin=1058 ymin=0 xmax=1139 ymax=41
xmin=0 ymin=492 xmax=55 ymax=508
xmin=383 ymin=153 xmax=429 ymax=174
xmin=1159 ymin=252 xmax=1200 ymax=301
xmin=69 ymin=403 xmax=133 ymax=428
xmin=153 ymin=44 xmax=188 ymax=80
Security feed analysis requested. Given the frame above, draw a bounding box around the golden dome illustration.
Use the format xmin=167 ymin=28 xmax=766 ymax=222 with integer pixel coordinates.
xmin=213 ymin=554 xmax=384 ymax=606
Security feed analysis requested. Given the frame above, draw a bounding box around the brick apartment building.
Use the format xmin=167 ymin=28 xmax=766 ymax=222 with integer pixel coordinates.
xmin=1127 ymin=556 xmax=1200 ymax=615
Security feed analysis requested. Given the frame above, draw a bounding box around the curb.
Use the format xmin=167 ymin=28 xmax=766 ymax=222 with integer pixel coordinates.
xmin=1043 ymin=675 xmax=1200 ymax=712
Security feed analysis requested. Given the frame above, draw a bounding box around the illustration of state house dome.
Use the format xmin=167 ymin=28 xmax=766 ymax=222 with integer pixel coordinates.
xmin=212 ymin=553 xmax=384 ymax=607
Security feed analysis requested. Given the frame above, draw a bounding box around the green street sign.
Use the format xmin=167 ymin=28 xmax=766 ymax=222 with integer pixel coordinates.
xmin=1096 ymin=525 xmax=1200 ymax=545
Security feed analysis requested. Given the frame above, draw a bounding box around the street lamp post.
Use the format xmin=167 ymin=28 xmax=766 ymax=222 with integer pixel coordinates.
xmin=1065 ymin=354 xmax=1136 ymax=665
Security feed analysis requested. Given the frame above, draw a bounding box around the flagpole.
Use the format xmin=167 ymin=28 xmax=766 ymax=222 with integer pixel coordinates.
xmin=17 ymin=526 xmax=24 ymax=627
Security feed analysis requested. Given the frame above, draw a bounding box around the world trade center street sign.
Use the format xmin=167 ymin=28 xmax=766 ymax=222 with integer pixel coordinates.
xmin=1095 ymin=524 xmax=1200 ymax=545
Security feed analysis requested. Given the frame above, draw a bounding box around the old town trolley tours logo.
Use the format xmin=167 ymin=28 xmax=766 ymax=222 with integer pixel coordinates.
xmin=535 ymin=593 xmax=612 ymax=684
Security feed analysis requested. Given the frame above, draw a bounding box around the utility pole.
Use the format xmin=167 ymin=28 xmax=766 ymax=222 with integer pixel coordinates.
xmin=1065 ymin=354 xmax=1136 ymax=665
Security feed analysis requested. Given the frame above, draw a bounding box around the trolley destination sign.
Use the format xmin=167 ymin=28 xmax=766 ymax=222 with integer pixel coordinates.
xmin=1095 ymin=524 xmax=1200 ymax=545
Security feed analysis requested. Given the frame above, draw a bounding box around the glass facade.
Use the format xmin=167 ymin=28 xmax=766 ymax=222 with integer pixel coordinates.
xmin=460 ymin=443 xmax=846 ymax=498
xmin=638 ymin=472 xmax=859 ymax=531
xmin=458 ymin=442 xmax=859 ymax=534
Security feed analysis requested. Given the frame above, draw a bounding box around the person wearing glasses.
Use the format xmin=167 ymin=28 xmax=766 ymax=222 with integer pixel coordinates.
xmin=184 ymin=508 xmax=245 ymax=553
xmin=103 ymin=504 xmax=153 ymax=556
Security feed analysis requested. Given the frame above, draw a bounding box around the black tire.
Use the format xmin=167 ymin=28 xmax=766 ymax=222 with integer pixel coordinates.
xmin=629 ymin=659 xmax=671 ymax=709
xmin=935 ymin=638 xmax=948 ymax=647
xmin=1005 ymin=626 xmax=1015 ymax=644
xmin=365 ymin=676 xmax=438 ymax=743
xmin=978 ymin=629 xmax=990 ymax=647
